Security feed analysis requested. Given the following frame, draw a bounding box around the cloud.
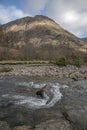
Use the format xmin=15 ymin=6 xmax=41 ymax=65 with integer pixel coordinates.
xmin=24 ymin=0 xmax=48 ymax=14
xmin=0 ymin=4 xmax=29 ymax=24
xmin=21 ymin=0 xmax=87 ymax=37
xmin=45 ymin=0 xmax=87 ymax=37
xmin=0 ymin=0 xmax=87 ymax=37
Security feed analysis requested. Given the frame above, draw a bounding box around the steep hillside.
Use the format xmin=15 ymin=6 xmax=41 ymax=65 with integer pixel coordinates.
xmin=82 ymin=37 xmax=87 ymax=42
xmin=0 ymin=15 xmax=87 ymax=60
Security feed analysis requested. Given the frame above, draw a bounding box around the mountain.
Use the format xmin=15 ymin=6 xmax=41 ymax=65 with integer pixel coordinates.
xmin=0 ymin=15 xmax=87 ymax=60
xmin=81 ymin=37 xmax=87 ymax=42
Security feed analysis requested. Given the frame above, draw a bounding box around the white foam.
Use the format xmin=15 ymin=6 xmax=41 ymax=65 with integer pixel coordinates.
xmin=15 ymin=96 xmax=48 ymax=108
xmin=34 ymin=83 xmax=46 ymax=88
xmin=2 ymin=94 xmax=9 ymax=97
xmin=46 ymin=84 xmax=62 ymax=108
xmin=16 ymin=81 xmax=34 ymax=87
xmin=2 ymin=81 xmax=69 ymax=109
xmin=13 ymin=82 xmax=64 ymax=109
xmin=16 ymin=81 xmax=46 ymax=89
xmin=62 ymin=85 xmax=69 ymax=88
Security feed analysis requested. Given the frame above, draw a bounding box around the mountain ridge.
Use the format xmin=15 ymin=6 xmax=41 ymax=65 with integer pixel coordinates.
xmin=0 ymin=15 xmax=87 ymax=60
xmin=81 ymin=37 xmax=87 ymax=42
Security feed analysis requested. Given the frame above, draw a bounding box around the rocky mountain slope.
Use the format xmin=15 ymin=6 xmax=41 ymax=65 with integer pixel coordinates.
xmin=82 ymin=37 xmax=87 ymax=42
xmin=0 ymin=15 xmax=87 ymax=60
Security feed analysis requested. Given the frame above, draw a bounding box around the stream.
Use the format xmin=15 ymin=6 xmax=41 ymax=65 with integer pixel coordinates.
xmin=0 ymin=76 xmax=87 ymax=129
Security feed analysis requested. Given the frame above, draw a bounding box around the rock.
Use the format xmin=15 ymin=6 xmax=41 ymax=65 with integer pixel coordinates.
xmin=42 ymin=85 xmax=52 ymax=97
xmin=0 ymin=68 xmax=87 ymax=130
xmin=0 ymin=121 xmax=11 ymax=130
xmin=36 ymin=89 xmax=44 ymax=98
xmin=61 ymin=80 xmax=87 ymax=129
xmin=12 ymin=119 xmax=83 ymax=130
xmin=34 ymin=119 xmax=72 ymax=130
xmin=0 ymin=66 xmax=13 ymax=73
xmin=36 ymin=85 xmax=52 ymax=99
xmin=0 ymin=65 xmax=87 ymax=79
xmin=12 ymin=125 xmax=31 ymax=130
xmin=0 ymin=100 xmax=13 ymax=108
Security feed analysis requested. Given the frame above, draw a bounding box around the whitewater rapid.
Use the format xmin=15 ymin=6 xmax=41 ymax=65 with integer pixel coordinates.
xmin=2 ymin=81 xmax=68 ymax=109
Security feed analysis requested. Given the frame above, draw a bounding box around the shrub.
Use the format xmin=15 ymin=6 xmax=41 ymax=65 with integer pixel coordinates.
xmin=55 ymin=57 xmax=67 ymax=66
xmin=74 ymin=58 xmax=84 ymax=67
xmin=84 ymin=56 xmax=87 ymax=63
xmin=71 ymin=53 xmax=84 ymax=67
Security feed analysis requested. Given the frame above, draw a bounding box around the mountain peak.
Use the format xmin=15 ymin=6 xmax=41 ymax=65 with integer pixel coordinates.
xmin=0 ymin=15 xmax=87 ymax=60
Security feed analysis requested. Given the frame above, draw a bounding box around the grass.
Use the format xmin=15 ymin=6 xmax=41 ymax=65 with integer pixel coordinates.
xmin=0 ymin=54 xmax=86 ymax=67
xmin=0 ymin=60 xmax=50 ymax=65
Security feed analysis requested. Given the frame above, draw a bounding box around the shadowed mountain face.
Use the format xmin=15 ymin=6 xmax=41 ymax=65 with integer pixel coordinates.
xmin=82 ymin=37 xmax=87 ymax=42
xmin=0 ymin=15 xmax=87 ymax=60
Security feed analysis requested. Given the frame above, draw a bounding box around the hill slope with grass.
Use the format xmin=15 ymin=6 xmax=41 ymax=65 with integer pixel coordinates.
xmin=0 ymin=15 xmax=87 ymax=60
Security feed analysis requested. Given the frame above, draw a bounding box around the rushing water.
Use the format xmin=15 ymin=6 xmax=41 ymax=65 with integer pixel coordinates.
xmin=0 ymin=77 xmax=68 ymax=109
xmin=14 ymin=82 xmax=64 ymax=108
xmin=0 ymin=77 xmax=87 ymax=129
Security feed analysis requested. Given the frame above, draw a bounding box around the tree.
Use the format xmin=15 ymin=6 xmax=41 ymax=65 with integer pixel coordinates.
xmin=0 ymin=25 xmax=3 ymax=43
xmin=21 ymin=43 xmax=36 ymax=60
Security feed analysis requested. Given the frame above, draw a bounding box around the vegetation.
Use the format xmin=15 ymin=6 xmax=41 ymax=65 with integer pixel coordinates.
xmin=70 ymin=52 xmax=84 ymax=67
xmin=0 ymin=60 xmax=50 ymax=65
xmin=54 ymin=52 xmax=85 ymax=67
xmin=0 ymin=26 xmax=86 ymax=67
xmin=0 ymin=52 xmax=86 ymax=67
xmin=55 ymin=57 xmax=67 ymax=66
xmin=84 ymin=56 xmax=87 ymax=63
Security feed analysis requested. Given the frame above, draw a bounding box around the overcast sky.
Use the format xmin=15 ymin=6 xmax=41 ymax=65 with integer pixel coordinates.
xmin=0 ymin=0 xmax=87 ymax=38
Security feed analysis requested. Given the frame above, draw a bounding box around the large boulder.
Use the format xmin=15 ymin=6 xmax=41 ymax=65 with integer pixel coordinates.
xmin=36 ymin=85 xmax=52 ymax=99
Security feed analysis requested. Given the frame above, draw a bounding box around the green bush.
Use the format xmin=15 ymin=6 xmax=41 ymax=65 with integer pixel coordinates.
xmin=55 ymin=57 xmax=67 ymax=66
xmin=84 ymin=56 xmax=87 ymax=63
xmin=74 ymin=58 xmax=84 ymax=67
xmin=71 ymin=53 xmax=84 ymax=67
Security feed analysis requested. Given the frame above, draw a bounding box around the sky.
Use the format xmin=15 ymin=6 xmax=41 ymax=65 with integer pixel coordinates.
xmin=0 ymin=0 xmax=87 ymax=38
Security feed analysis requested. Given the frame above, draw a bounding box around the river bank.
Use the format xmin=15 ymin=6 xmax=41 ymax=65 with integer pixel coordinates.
xmin=0 ymin=64 xmax=87 ymax=80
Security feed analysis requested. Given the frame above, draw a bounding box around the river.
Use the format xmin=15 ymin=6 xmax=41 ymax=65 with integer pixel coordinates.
xmin=0 ymin=75 xmax=87 ymax=129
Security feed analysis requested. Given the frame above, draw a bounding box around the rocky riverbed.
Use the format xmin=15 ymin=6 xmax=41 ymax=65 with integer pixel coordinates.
xmin=0 ymin=65 xmax=87 ymax=130
xmin=0 ymin=64 xmax=87 ymax=80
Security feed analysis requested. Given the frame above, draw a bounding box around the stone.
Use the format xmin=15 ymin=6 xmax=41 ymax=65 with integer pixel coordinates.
xmin=61 ymin=80 xmax=87 ymax=129
xmin=36 ymin=89 xmax=44 ymax=98
xmin=36 ymin=85 xmax=52 ymax=99
xmin=12 ymin=125 xmax=31 ymax=130
xmin=0 ymin=121 xmax=11 ymax=130
xmin=34 ymin=119 xmax=72 ymax=130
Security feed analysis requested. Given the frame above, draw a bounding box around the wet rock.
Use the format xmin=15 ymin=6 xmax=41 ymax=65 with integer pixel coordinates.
xmin=11 ymin=119 xmax=72 ymax=130
xmin=12 ymin=125 xmax=31 ymax=130
xmin=0 ymin=121 xmax=11 ymax=130
xmin=0 ymin=73 xmax=87 ymax=130
xmin=36 ymin=89 xmax=44 ymax=98
xmin=0 ymin=100 xmax=13 ymax=108
xmin=43 ymin=85 xmax=52 ymax=97
xmin=36 ymin=85 xmax=52 ymax=99
xmin=61 ymin=80 xmax=87 ymax=129
xmin=34 ymin=119 xmax=72 ymax=130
